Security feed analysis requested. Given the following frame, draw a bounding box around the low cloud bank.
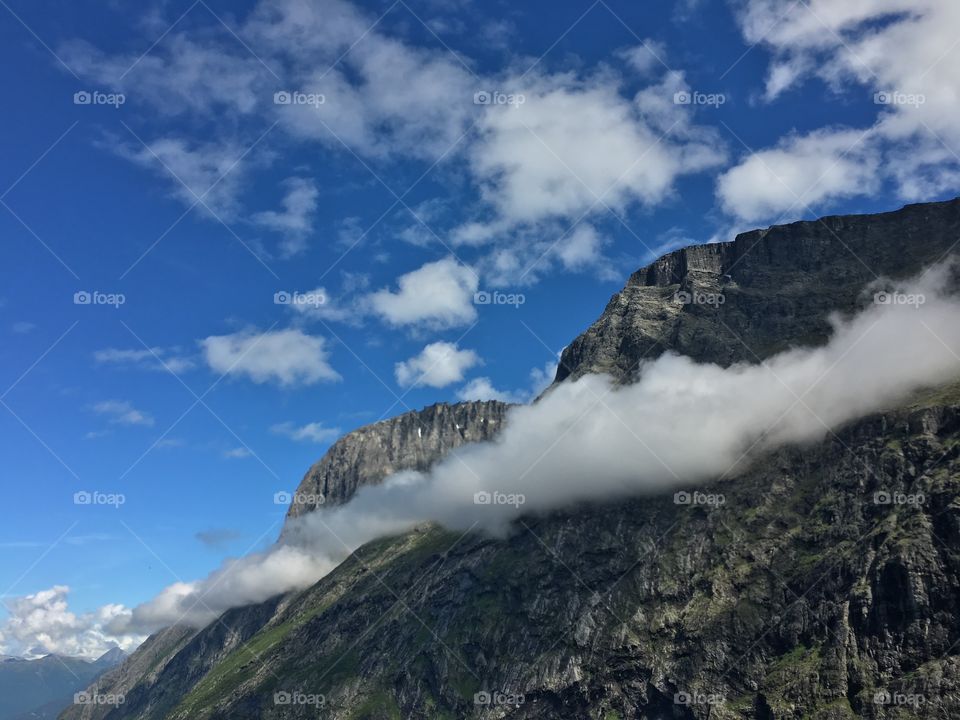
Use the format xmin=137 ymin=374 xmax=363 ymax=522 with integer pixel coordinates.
xmin=107 ymin=262 xmax=960 ymax=634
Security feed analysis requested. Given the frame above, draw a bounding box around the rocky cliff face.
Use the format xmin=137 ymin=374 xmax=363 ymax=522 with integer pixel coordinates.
xmin=63 ymin=198 xmax=960 ymax=720
xmin=556 ymin=197 xmax=960 ymax=383
xmin=284 ymin=400 xmax=511 ymax=520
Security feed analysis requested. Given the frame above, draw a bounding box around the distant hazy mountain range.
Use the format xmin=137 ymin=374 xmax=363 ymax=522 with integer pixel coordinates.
xmin=0 ymin=649 xmax=125 ymax=720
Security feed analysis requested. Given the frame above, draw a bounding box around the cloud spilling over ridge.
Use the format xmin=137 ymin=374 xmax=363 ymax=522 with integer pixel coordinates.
xmin=109 ymin=261 xmax=960 ymax=633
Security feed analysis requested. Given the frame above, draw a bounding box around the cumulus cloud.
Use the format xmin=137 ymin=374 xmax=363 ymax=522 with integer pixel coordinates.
xmin=93 ymin=400 xmax=154 ymax=426
xmin=271 ymin=421 xmax=341 ymax=443
xmin=719 ymin=0 xmax=960 ymax=221
xmin=460 ymin=70 xmax=725 ymax=236
xmin=717 ymin=128 xmax=880 ymax=223
xmin=367 ymin=258 xmax=479 ymax=330
xmin=0 ymin=586 xmax=143 ymax=659
xmin=113 ymin=262 xmax=960 ymax=632
xmin=251 ymin=177 xmax=319 ymax=257
xmin=457 ymin=359 xmax=559 ymax=403
xmin=201 ymin=328 xmax=340 ymax=386
xmin=395 ymin=342 xmax=480 ymax=388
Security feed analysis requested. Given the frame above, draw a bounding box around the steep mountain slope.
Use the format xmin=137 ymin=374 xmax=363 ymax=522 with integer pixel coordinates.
xmin=0 ymin=650 xmax=125 ymax=720
xmin=62 ymin=198 xmax=960 ymax=719
xmin=285 ymin=401 xmax=510 ymax=520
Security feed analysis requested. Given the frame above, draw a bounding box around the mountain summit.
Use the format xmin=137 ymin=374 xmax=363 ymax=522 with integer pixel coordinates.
xmin=62 ymin=198 xmax=960 ymax=720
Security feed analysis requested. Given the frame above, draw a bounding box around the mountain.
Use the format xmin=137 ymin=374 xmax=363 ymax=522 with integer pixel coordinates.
xmin=0 ymin=649 xmax=125 ymax=720
xmin=284 ymin=400 xmax=511 ymax=522
xmin=61 ymin=198 xmax=960 ymax=719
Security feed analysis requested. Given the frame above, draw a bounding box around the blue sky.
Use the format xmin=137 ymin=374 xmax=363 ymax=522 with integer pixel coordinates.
xmin=1 ymin=0 xmax=958 ymax=657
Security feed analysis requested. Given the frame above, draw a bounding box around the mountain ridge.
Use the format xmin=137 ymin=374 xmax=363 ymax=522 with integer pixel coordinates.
xmin=61 ymin=197 xmax=960 ymax=719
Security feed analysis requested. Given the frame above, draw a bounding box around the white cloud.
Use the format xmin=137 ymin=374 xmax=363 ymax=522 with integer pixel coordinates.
xmin=368 ymin=258 xmax=479 ymax=330
xmin=456 ymin=359 xmax=558 ymax=404
xmin=721 ymin=0 xmax=960 ymax=218
xmin=456 ymin=377 xmax=521 ymax=403
xmin=93 ymin=400 xmax=154 ymax=427
xmin=61 ymin=36 xmax=265 ymax=116
xmin=251 ymin=177 xmax=319 ymax=257
xmin=0 ymin=586 xmax=143 ymax=659
xmin=113 ymin=137 xmax=250 ymax=219
xmin=223 ymin=447 xmax=253 ymax=459
xmin=395 ymin=342 xmax=480 ymax=388
xmin=271 ymin=421 xmax=341 ymax=443
xmin=459 ymin=70 xmax=725 ymax=235
xmin=616 ymin=40 xmax=668 ymax=76
xmin=716 ymin=128 xmax=881 ymax=223
xmin=201 ymin=328 xmax=340 ymax=386
xmin=94 ymin=347 xmax=195 ymax=373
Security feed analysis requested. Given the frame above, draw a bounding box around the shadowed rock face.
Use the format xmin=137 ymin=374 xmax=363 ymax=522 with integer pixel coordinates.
xmin=557 ymin=197 xmax=960 ymax=383
xmin=284 ymin=400 xmax=512 ymax=519
xmin=63 ymin=198 xmax=960 ymax=720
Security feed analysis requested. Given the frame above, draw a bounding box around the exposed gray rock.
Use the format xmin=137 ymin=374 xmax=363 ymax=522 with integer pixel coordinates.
xmin=556 ymin=197 xmax=960 ymax=384
xmin=284 ymin=400 xmax=512 ymax=519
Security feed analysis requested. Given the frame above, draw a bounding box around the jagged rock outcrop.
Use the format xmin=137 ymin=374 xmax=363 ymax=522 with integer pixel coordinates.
xmin=62 ymin=198 xmax=960 ymax=720
xmin=556 ymin=197 xmax=960 ymax=383
xmin=285 ymin=400 xmax=511 ymax=519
